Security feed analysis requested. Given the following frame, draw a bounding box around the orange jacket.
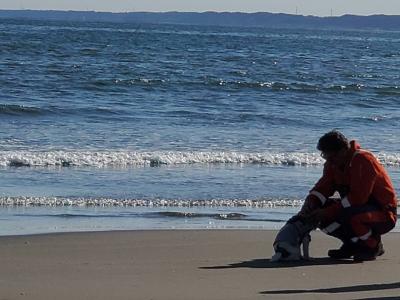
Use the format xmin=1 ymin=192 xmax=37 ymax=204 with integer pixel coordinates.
xmin=308 ymin=141 xmax=397 ymax=220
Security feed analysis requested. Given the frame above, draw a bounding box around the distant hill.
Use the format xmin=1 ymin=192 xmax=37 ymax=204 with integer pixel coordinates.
xmin=1 ymin=10 xmax=400 ymax=30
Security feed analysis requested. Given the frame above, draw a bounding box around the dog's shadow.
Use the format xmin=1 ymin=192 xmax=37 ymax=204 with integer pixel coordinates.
xmin=200 ymin=257 xmax=356 ymax=270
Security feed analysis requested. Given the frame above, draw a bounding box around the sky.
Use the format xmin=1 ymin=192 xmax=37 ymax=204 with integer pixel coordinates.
xmin=0 ymin=0 xmax=399 ymax=17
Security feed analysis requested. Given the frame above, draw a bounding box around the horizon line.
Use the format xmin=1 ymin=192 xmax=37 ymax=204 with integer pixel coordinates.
xmin=0 ymin=8 xmax=399 ymax=18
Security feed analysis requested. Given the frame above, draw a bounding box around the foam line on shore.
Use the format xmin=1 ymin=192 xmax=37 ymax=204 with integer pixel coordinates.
xmin=0 ymin=196 xmax=304 ymax=208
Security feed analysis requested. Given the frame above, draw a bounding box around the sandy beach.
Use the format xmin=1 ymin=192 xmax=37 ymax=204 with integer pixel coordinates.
xmin=0 ymin=230 xmax=399 ymax=300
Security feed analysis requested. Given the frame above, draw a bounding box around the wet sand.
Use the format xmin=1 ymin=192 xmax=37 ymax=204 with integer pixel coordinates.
xmin=0 ymin=230 xmax=399 ymax=300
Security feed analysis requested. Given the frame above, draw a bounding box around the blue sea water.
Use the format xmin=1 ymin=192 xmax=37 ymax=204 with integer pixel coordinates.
xmin=0 ymin=19 xmax=399 ymax=235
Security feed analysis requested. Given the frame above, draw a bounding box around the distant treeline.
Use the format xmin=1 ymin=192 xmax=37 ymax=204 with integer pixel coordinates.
xmin=1 ymin=10 xmax=400 ymax=30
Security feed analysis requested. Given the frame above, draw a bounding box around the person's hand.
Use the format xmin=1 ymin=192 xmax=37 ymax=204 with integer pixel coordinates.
xmin=307 ymin=208 xmax=328 ymax=223
xmin=298 ymin=198 xmax=317 ymax=217
xmin=298 ymin=207 xmax=311 ymax=218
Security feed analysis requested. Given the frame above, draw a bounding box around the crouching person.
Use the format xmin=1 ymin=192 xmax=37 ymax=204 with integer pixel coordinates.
xmin=300 ymin=130 xmax=397 ymax=261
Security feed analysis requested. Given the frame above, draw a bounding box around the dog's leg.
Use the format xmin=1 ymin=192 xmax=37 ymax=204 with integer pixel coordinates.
xmin=270 ymin=252 xmax=282 ymax=262
xmin=302 ymin=234 xmax=311 ymax=260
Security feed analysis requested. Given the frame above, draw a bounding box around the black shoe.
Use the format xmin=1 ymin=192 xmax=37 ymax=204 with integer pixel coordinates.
xmin=328 ymin=243 xmax=358 ymax=259
xmin=353 ymin=242 xmax=385 ymax=262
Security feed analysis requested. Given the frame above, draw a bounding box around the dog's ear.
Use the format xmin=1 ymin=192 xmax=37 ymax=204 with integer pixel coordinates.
xmin=290 ymin=214 xmax=319 ymax=229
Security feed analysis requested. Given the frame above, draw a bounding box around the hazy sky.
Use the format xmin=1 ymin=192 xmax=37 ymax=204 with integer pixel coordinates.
xmin=0 ymin=0 xmax=399 ymax=17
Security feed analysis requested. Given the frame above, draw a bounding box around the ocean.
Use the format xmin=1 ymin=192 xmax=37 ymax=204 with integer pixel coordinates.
xmin=0 ymin=19 xmax=399 ymax=235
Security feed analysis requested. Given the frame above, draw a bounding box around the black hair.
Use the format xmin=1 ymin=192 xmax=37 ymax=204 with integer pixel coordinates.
xmin=317 ymin=130 xmax=349 ymax=152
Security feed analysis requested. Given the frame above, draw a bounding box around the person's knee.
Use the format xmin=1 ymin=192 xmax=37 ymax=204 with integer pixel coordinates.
xmin=350 ymin=214 xmax=365 ymax=231
xmin=319 ymin=221 xmax=353 ymax=242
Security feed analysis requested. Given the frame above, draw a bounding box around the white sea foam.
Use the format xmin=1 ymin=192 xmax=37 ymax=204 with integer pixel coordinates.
xmin=0 ymin=196 xmax=304 ymax=208
xmin=0 ymin=150 xmax=399 ymax=168
xmin=376 ymin=152 xmax=400 ymax=167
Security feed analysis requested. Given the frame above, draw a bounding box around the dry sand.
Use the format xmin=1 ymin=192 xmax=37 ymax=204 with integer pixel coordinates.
xmin=0 ymin=230 xmax=399 ymax=300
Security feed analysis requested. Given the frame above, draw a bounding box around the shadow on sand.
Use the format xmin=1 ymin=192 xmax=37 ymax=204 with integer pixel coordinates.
xmin=201 ymin=258 xmax=400 ymax=297
xmin=354 ymin=297 xmax=400 ymax=300
xmin=200 ymin=257 xmax=355 ymax=270
xmin=260 ymin=282 xmax=400 ymax=295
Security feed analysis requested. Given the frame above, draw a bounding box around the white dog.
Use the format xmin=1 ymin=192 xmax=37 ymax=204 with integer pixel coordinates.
xmin=271 ymin=216 xmax=315 ymax=262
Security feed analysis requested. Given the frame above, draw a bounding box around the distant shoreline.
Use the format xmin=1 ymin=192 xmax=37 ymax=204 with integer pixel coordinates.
xmin=1 ymin=9 xmax=400 ymax=30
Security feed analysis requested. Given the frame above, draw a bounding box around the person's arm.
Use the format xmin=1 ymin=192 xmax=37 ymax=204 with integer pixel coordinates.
xmin=300 ymin=163 xmax=336 ymax=215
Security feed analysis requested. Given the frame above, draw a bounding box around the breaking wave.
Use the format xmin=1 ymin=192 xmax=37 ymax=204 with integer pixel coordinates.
xmin=0 ymin=150 xmax=399 ymax=168
xmin=0 ymin=150 xmax=322 ymax=167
